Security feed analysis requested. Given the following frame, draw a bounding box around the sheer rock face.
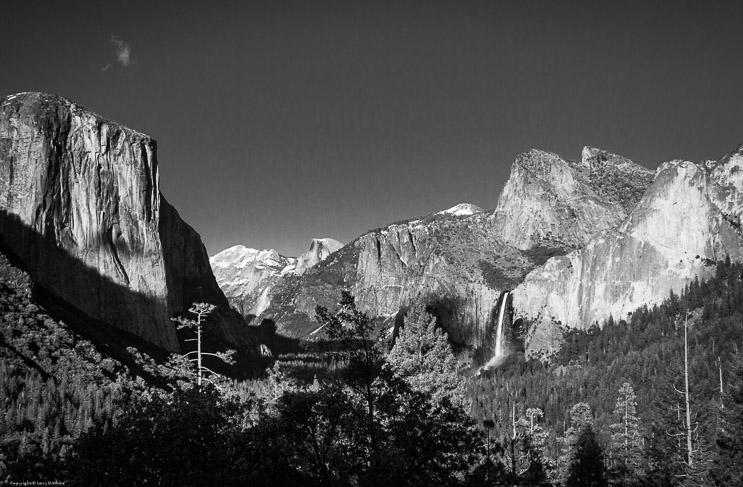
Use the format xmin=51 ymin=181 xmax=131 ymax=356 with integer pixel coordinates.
xmin=515 ymin=150 xmax=743 ymax=355
xmin=0 ymin=92 xmax=241 ymax=352
xmin=491 ymin=148 xmax=653 ymax=251
xmin=295 ymin=238 xmax=343 ymax=276
xmin=352 ymin=217 xmax=505 ymax=346
xmin=258 ymin=148 xmax=652 ymax=349
xmin=264 ymin=211 xmax=532 ymax=347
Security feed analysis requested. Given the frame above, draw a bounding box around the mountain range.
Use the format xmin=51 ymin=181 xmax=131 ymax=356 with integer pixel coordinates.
xmin=212 ymin=145 xmax=659 ymax=358
xmin=209 ymin=237 xmax=343 ymax=318
xmin=2 ymin=91 xmax=742 ymax=365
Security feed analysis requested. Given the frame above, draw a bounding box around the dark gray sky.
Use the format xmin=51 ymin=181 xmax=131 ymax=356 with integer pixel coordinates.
xmin=3 ymin=1 xmax=742 ymax=256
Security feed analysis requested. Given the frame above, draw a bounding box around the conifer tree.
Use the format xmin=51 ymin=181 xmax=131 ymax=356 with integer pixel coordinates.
xmin=566 ymin=425 xmax=608 ymax=487
xmin=558 ymin=402 xmax=594 ymax=483
xmin=386 ymin=300 xmax=467 ymax=409
xmin=308 ymin=292 xmax=481 ymax=486
xmin=713 ymin=352 xmax=743 ymax=485
xmin=667 ymin=312 xmax=712 ymax=486
xmin=609 ymin=382 xmax=643 ymax=484
xmin=521 ymin=407 xmax=553 ymax=482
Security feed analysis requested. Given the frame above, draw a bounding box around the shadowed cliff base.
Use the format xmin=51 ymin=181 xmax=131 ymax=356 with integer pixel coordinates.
xmin=0 ymin=209 xmax=264 ymax=377
xmin=256 ymin=318 xmax=301 ymax=356
xmin=0 ymin=208 xmax=179 ymax=350
xmin=159 ymin=196 xmax=255 ymax=350
xmin=0 ymin=92 xmax=254 ymax=354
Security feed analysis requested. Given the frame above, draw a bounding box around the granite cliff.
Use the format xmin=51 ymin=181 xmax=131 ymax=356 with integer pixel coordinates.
xmin=295 ymin=238 xmax=343 ymax=276
xmin=259 ymin=207 xmax=523 ymax=346
xmin=515 ymin=147 xmax=743 ymax=356
xmin=0 ymin=92 xmax=245 ymax=352
xmin=256 ymin=144 xmax=653 ymax=352
xmin=491 ymin=147 xmax=653 ymax=251
xmin=351 ymin=208 xmax=525 ymax=346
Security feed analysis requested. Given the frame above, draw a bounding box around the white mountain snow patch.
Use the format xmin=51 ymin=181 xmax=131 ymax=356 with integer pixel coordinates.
xmin=437 ymin=203 xmax=484 ymax=217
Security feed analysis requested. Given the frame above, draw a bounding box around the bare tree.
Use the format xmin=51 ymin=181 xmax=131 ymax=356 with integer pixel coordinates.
xmin=172 ymin=303 xmax=236 ymax=387
xmin=667 ymin=311 xmax=710 ymax=485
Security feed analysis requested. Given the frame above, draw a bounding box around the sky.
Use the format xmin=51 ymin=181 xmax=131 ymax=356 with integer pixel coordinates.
xmin=2 ymin=1 xmax=743 ymax=257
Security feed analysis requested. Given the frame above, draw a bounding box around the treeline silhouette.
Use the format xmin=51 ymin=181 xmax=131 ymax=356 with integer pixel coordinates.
xmin=1 ymin=250 xmax=743 ymax=485
xmin=0 ymin=252 xmax=192 ymax=479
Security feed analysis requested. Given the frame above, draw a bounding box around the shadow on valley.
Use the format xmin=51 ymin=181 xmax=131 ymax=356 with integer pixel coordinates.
xmin=0 ymin=208 xmax=262 ymax=380
xmin=256 ymin=318 xmax=302 ymax=355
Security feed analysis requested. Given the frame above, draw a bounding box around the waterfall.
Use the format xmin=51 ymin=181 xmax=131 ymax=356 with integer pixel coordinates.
xmin=494 ymin=291 xmax=510 ymax=358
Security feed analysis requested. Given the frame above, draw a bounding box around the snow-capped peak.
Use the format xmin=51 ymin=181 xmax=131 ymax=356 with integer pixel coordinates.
xmin=437 ymin=203 xmax=484 ymax=217
xmin=209 ymin=245 xmax=294 ymax=270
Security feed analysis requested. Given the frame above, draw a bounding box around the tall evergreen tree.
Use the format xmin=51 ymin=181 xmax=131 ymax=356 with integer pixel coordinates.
xmin=514 ymin=407 xmax=552 ymax=485
xmin=558 ymin=402 xmax=594 ymax=484
xmin=308 ymin=292 xmax=481 ymax=486
xmin=713 ymin=352 xmax=743 ymax=485
xmin=386 ymin=300 xmax=467 ymax=409
xmin=566 ymin=425 xmax=608 ymax=487
xmin=609 ymin=382 xmax=643 ymax=484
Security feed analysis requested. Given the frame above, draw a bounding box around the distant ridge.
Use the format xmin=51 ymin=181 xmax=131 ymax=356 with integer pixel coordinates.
xmin=210 ymin=237 xmax=342 ymax=318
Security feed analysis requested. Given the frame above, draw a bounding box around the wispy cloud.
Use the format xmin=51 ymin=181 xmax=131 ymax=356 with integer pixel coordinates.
xmin=102 ymin=35 xmax=134 ymax=71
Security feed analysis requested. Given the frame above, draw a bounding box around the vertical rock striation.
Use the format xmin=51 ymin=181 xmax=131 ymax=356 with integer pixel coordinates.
xmin=352 ymin=216 xmax=506 ymax=346
xmin=515 ymin=149 xmax=743 ymax=355
xmin=256 ymin=148 xmax=653 ymax=352
xmin=295 ymin=238 xmax=343 ymax=276
xmin=0 ymin=92 xmax=243 ymax=352
xmin=491 ymin=147 xmax=653 ymax=251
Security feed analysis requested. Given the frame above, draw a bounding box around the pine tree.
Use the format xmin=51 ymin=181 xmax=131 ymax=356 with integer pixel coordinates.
xmin=308 ymin=292 xmax=481 ymax=486
xmin=566 ymin=425 xmax=608 ymax=487
xmin=713 ymin=352 xmax=743 ymax=485
xmin=515 ymin=407 xmax=552 ymax=485
xmin=609 ymin=382 xmax=643 ymax=484
xmin=386 ymin=300 xmax=466 ymax=409
xmin=558 ymin=402 xmax=594 ymax=483
xmin=668 ymin=313 xmax=712 ymax=486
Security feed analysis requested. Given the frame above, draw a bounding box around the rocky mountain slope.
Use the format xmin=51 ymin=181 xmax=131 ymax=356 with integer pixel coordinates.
xmin=255 ymin=146 xmax=653 ymax=351
xmin=210 ymin=237 xmax=343 ymax=320
xmin=515 ymin=146 xmax=743 ymax=356
xmin=0 ymin=92 xmax=246 ymax=352
xmin=210 ymin=246 xmax=296 ymax=318
xmin=295 ymin=238 xmax=343 ymax=275
xmin=491 ymin=147 xmax=653 ymax=251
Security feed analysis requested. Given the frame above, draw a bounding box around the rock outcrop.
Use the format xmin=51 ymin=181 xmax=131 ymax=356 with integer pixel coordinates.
xmin=0 ymin=92 xmax=244 ymax=352
xmin=210 ymin=238 xmax=343 ymax=321
xmin=515 ymin=148 xmax=743 ymax=355
xmin=295 ymin=238 xmax=343 ymax=276
xmin=352 ymin=213 xmax=524 ymax=345
xmin=491 ymin=147 xmax=653 ymax=251
xmin=261 ymin=207 xmax=532 ymax=347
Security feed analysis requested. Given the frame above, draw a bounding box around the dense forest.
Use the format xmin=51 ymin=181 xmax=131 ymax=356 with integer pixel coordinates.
xmin=470 ymin=258 xmax=743 ymax=485
xmin=1 ymin=254 xmax=743 ymax=485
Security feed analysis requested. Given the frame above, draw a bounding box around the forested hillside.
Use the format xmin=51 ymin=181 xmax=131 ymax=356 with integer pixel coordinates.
xmin=470 ymin=258 xmax=743 ymax=485
xmin=2 ymin=250 xmax=743 ymax=485
xmin=0 ymin=252 xmax=191 ymax=478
